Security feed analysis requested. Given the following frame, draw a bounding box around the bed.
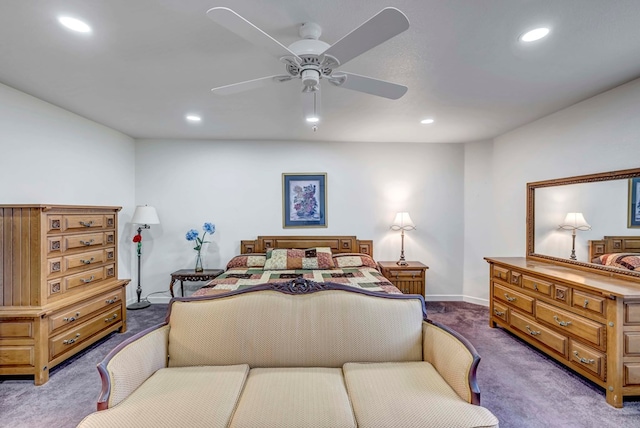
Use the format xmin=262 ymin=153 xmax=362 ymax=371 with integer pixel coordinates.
xmin=191 ymin=235 xmax=402 ymax=296
xmin=588 ymin=235 xmax=640 ymax=270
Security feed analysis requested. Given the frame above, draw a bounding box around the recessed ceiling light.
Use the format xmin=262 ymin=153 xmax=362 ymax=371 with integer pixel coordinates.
xmin=306 ymin=116 xmax=319 ymax=123
xmin=58 ymin=16 xmax=92 ymax=33
xmin=186 ymin=115 xmax=202 ymax=122
xmin=420 ymin=118 xmax=434 ymax=125
xmin=519 ymin=27 xmax=550 ymax=43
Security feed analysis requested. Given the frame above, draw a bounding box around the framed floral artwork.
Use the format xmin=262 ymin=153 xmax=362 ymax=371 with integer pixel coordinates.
xmin=629 ymin=177 xmax=640 ymax=228
xmin=282 ymin=173 xmax=327 ymax=228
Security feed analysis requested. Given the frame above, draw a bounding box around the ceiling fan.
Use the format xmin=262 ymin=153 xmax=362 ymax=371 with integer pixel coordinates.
xmin=206 ymin=7 xmax=410 ymax=125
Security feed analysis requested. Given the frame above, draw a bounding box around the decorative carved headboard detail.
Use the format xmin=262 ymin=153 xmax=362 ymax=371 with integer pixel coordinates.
xmin=588 ymin=236 xmax=640 ymax=261
xmin=240 ymin=235 xmax=373 ymax=255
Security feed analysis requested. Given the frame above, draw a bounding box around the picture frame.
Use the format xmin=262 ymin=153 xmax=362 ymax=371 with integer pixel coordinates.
xmin=629 ymin=177 xmax=640 ymax=228
xmin=282 ymin=173 xmax=327 ymax=228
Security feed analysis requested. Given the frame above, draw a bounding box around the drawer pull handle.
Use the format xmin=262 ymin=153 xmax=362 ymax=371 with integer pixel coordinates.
xmin=80 ymin=257 xmax=95 ymax=265
xmin=105 ymin=297 xmax=118 ymax=304
xmin=79 ymin=221 xmax=94 ymax=227
xmin=553 ymin=316 xmax=572 ymax=327
xmin=105 ymin=313 xmax=118 ymax=322
xmin=80 ymin=276 xmax=95 ymax=284
xmin=494 ymin=310 xmax=505 ymax=316
xmin=504 ymin=294 xmax=517 ymax=302
xmin=525 ymin=325 xmax=541 ymax=336
xmin=63 ymin=312 xmax=80 ymax=322
xmin=533 ymin=283 xmax=539 ymax=291
xmin=583 ymin=299 xmax=589 ymax=308
xmin=573 ymin=351 xmax=594 ymax=365
xmin=63 ymin=333 xmax=81 ymax=345
xmin=80 ymin=239 xmax=95 ymax=246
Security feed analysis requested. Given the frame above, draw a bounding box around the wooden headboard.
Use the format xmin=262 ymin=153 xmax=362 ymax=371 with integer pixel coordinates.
xmin=241 ymin=236 xmax=373 ymax=256
xmin=588 ymin=236 xmax=640 ymax=261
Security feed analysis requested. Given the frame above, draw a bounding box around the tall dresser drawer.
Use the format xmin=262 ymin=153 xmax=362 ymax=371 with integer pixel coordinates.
xmin=64 ymin=233 xmax=105 ymax=251
xmin=536 ymin=301 xmax=605 ymax=349
xmin=49 ymin=306 xmax=122 ymax=359
xmin=63 ymin=215 xmax=105 ymax=231
xmin=49 ymin=290 xmax=123 ymax=333
xmin=494 ymin=283 xmax=534 ymax=314
xmin=64 ymin=249 xmax=106 ymax=271
xmin=64 ymin=267 xmax=106 ymax=290
xmin=570 ymin=341 xmax=606 ymax=381
xmin=510 ymin=311 xmax=567 ymax=357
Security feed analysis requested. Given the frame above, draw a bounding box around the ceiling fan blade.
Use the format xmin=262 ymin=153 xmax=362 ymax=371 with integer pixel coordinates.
xmin=302 ymin=89 xmax=321 ymax=122
xmin=321 ymin=7 xmax=409 ymax=66
xmin=211 ymin=75 xmax=292 ymax=95
xmin=206 ymin=7 xmax=300 ymax=60
xmin=328 ymin=72 xmax=407 ymax=100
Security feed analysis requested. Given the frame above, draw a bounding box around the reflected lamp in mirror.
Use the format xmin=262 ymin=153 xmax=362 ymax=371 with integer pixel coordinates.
xmin=129 ymin=205 xmax=160 ymax=310
xmin=559 ymin=212 xmax=591 ymax=261
xmin=390 ymin=212 xmax=416 ymax=266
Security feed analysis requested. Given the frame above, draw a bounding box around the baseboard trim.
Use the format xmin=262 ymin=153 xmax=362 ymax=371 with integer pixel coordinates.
xmin=425 ymin=294 xmax=489 ymax=307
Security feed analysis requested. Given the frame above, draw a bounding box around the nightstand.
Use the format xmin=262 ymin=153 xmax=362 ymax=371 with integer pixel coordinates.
xmin=377 ymin=261 xmax=429 ymax=295
xmin=169 ymin=269 xmax=224 ymax=297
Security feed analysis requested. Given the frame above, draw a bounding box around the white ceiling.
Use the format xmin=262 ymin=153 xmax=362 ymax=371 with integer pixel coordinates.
xmin=1 ymin=0 xmax=640 ymax=143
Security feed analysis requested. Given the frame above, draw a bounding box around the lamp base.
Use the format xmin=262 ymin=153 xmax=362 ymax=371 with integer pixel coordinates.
xmin=396 ymin=260 xmax=408 ymax=266
xmin=127 ymin=300 xmax=150 ymax=310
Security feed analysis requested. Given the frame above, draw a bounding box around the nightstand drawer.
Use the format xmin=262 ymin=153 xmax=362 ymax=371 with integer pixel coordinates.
xmin=386 ymin=270 xmax=424 ymax=279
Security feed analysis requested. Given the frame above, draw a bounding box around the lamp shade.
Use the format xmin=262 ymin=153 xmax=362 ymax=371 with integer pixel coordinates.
xmin=131 ymin=205 xmax=160 ymax=225
xmin=390 ymin=212 xmax=416 ymax=231
xmin=559 ymin=212 xmax=590 ymax=230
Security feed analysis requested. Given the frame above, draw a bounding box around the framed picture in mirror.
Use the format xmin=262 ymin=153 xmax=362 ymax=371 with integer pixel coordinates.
xmin=629 ymin=177 xmax=640 ymax=228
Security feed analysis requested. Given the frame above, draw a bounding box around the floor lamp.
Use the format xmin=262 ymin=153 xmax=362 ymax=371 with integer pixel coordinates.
xmin=559 ymin=212 xmax=591 ymax=260
xmin=390 ymin=212 xmax=416 ymax=266
xmin=128 ymin=205 xmax=160 ymax=310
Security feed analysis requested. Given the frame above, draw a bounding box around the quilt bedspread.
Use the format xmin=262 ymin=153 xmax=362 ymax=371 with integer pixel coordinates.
xmin=191 ymin=266 xmax=401 ymax=296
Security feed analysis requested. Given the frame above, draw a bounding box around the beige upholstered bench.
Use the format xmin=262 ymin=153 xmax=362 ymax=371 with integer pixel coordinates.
xmin=77 ymin=280 xmax=498 ymax=428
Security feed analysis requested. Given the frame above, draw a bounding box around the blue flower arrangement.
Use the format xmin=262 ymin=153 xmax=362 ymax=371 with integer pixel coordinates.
xmin=185 ymin=222 xmax=215 ymax=272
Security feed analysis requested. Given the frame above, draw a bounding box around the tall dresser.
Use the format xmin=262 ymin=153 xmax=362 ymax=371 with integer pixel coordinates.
xmin=486 ymin=257 xmax=640 ymax=407
xmin=0 ymin=205 xmax=129 ymax=384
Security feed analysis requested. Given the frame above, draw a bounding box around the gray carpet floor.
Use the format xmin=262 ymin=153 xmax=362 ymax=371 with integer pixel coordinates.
xmin=1 ymin=300 xmax=639 ymax=427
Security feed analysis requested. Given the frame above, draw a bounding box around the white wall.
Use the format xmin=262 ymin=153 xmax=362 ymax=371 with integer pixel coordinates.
xmin=463 ymin=140 xmax=493 ymax=304
xmin=134 ymin=139 xmax=465 ymax=303
xmin=462 ymin=77 xmax=640 ymax=302
xmin=0 ymin=83 xmax=136 ymax=288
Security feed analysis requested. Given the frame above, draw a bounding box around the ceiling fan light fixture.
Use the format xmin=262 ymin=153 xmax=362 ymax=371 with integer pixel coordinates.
xmin=306 ymin=116 xmax=320 ymax=123
xmin=420 ymin=118 xmax=435 ymax=124
xmin=519 ymin=27 xmax=550 ymax=42
xmin=58 ymin=16 xmax=92 ymax=33
xmin=185 ymin=115 xmax=202 ymax=122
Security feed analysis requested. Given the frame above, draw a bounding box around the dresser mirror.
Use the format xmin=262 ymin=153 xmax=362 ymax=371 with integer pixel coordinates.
xmin=526 ymin=167 xmax=640 ymax=279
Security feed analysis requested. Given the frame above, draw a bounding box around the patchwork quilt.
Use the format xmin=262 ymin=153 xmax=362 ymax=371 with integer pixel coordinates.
xmin=191 ymin=266 xmax=401 ymax=296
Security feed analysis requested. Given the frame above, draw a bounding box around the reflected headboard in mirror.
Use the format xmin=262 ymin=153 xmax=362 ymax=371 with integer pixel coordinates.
xmin=526 ymin=167 xmax=640 ymax=281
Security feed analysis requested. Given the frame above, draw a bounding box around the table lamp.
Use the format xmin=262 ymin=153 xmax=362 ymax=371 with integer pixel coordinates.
xmin=559 ymin=212 xmax=591 ymax=260
xmin=390 ymin=212 xmax=416 ymax=266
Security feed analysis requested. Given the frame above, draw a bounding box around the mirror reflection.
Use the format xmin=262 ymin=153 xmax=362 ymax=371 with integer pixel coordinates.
xmin=534 ymin=179 xmax=637 ymax=262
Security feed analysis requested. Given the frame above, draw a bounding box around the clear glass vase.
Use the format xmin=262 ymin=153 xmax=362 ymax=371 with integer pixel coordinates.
xmin=195 ymin=252 xmax=204 ymax=272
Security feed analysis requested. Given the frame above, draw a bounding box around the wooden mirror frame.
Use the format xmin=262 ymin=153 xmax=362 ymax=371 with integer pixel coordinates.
xmin=526 ymin=167 xmax=640 ymax=281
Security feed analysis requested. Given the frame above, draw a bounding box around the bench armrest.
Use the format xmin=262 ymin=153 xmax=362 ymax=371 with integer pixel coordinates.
xmin=97 ymin=324 xmax=170 ymax=410
xmin=422 ymin=320 xmax=481 ymax=405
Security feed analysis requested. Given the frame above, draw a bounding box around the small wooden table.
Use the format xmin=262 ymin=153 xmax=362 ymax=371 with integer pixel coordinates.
xmin=169 ymin=269 xmax=224 ymax=297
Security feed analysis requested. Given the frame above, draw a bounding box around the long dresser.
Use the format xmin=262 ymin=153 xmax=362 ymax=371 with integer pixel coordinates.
xmin=486 ymin=257 xmax=640 ymax=408
xmin=0 ymin=205 xmax=129 ymax=385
